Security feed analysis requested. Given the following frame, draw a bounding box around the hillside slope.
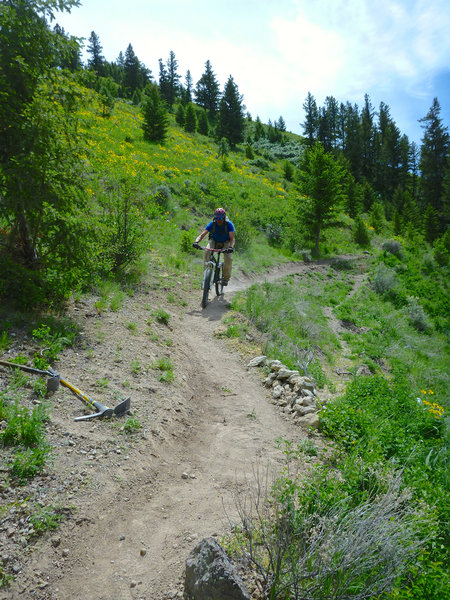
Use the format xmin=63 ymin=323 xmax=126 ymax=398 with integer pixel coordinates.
xmin=0 ymin=254 xmax=364 ymax=599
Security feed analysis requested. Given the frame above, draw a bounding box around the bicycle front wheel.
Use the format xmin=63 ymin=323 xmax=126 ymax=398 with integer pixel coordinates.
xmin=202 ymin=268 xmax=212 ymax=308
xmin=215 ymin=262 xmax=224 ymax=296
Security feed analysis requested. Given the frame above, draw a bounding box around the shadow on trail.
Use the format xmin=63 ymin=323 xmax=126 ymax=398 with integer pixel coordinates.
xmin=188 ymin=294 xmax=231 ymax=322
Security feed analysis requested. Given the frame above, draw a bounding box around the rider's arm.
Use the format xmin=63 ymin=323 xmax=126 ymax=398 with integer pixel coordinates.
xmin=195 ymin=229 xmax=208 ymax=243
xmin=228 ymin=231 xmax=235 ymax=248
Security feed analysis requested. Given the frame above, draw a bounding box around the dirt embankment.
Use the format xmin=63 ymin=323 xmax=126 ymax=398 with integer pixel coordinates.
xmin=1 ymin=257 xmax=367 ymax=600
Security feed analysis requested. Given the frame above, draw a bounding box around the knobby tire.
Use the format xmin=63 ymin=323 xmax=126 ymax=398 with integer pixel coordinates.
xmin=202 ymin=268 xmax=212 ymax=308
xmin=215 ymin=263 xmax=224 ymax=296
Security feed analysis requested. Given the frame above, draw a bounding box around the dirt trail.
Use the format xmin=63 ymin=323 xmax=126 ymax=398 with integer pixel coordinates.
xmin=1 ymin=257 xmax=367 ymax=600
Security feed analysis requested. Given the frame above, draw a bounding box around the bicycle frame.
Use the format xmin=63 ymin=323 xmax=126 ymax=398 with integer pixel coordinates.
xmin=195 ymin=245 xmax=227 ymax=308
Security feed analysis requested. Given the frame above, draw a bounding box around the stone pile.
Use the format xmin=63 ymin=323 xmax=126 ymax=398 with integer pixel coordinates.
xmin=247 ymin=356 xmax=323 ymax=428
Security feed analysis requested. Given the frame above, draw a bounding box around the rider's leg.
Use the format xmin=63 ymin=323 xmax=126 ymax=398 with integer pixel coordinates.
xmin=203 ymin=239 xmax=215 ymax=268
xmin=223 ymin=241 xmax=232 ymax=283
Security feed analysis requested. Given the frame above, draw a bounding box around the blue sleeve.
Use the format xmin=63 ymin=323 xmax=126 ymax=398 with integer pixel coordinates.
xmin=227 ymin=221 xmax=235 ymax=232
xmin=205 ymin=221 xmax=214 ymax=231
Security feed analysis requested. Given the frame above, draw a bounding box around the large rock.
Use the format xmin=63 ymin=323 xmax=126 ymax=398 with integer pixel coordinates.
xmin=276 ymin=368 xmax=298 ymax=380
xmin=247 ymin=355 xmax=266 ymax=367
xmin=185 ymin=537 xmax=250 ymax=600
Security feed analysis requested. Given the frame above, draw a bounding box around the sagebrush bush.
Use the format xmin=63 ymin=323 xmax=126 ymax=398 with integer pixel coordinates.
xmin=372 ymin=263 xmax=397 ymax=294
xmin=404 ymin=296 xmax=430 ymax=332
xmin=383 ymin=239 xmax=404 ymax=258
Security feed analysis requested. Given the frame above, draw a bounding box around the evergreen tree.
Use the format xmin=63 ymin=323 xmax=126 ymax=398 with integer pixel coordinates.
xmin=342 ymin=102 xmax=363 ymax=180
xmin=254 ymin=116 xmax=265 ymax=140
xmin=360 ymin=94 xmax=375 ymax=181
xmin=0 ymin=0 xmax=91 ymax=301
xmin=423 ymin=204 xmax=440 ymax=242
xmin=183 ymin=70 xmax=193 ymax=103
xmin=195 ymin=60 xmax=220 ymax=115
xmin=184 ymin=103 xmax=197 ymax=133
xmin=123 ymin=44 xmax=141 ymax=97
xmin=87 ymin=30 xmax=104 ymax=76
xmin=117 ymin=51 xmax=125 ymax=68
xmin=297 ymin=143 xmax=344 ymax=256
xmin=142 ymin=83 xmax=168 ymax=143
xmin=277 ymin=116 xmax=286 ymax=132
xmin=353 ymin=215 xmax=371 ymax=246
xmin=410 ymin=142 xmax=420 ymax=200
xmin=419 ymin=97 xmax=449 ymax=215
xmin=166 ymin=50 xmax=181 ymax=107
xmin=158 ymin=58 xmax=169 ymax=105
xmin=301 ymin=92 xmax=319 ymax=147
xmin=175 ymin=103 xmax=185 ymax=126
xmin=216 ymin=75 xmax=245 ymax=148
xmin=198 ymin=110 xmax=209 ymax=136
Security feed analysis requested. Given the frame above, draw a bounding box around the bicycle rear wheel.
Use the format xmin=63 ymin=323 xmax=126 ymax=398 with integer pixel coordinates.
xmin=202 ymin=267 xmax=212 ymax=308
xmin=215 ymin=262 xmax=224 ymax=296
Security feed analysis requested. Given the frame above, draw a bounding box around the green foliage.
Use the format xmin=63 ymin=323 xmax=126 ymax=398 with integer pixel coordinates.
xmin=32 ymin=319 xmax=77 ymax=365
xmin=122 ymin=416 xmax=141 ymax=434
xmin=29 ymin=504 xmax=64 ymax=535
xmin=152 ymin=356 xmax=174 ymax=383
xmin=153 ymin=308 xmax=170 ymax=325
xmin=96 ymin=178 xmax=147 ymax=274
xmin=11 ymin=445 xmax=51 ymax=483
xmin=297 ymin=143 xmax=344 ymax=256
xmin=353 ymin=215 xmax=371 ymax=246
xmin=216 ymin=76 xmax=245 ymax=147
xmin=142 ymin=83 xmax=168 ymax=143
xmin=369 ymin=201 xmax=386 ymax=233
xmin=184 ymin=103 xmax=197 ymax=133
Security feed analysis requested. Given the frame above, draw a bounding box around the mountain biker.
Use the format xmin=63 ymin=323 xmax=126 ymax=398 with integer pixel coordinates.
xmin=193 ymin=208 xmax=235 ymax=285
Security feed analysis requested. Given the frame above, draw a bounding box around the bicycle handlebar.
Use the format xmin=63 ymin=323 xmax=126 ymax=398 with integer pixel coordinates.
xmin=193 ymin=243 xmax=232 ymax=253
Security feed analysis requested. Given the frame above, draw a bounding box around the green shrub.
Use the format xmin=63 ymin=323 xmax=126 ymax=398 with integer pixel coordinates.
xmin=404 ymin=296 xmax=430 ymax=332
xmin=383 ymin=239 xmax=404 ymax=258
xmin=353 ymin=215 xmax=371 ymax=246
xmin=372 ymin=263 xmax=397 ymax=294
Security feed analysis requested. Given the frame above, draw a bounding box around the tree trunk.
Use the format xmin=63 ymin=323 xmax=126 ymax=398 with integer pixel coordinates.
xmin=17 ymin=212 xmax=40 ymax=268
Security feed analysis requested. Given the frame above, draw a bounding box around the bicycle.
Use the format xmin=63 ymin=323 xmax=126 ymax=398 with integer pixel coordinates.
xmin=193 ymin=243 xmax=230 ymax=308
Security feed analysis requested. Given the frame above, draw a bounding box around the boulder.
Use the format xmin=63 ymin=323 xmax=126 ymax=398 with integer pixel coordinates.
xmin=267 ymin=359 xmax=284 ymax=371
xmin=301 ymin=413 xmax=321 ymax=428
xmin=276 ymin=368 xmax=298 ymax=380
xmin=272 ymin=385 xmax=284 ymax=399
xmin=185 ymin=537 xmax=250 ymax=600
xmin=298 ymin=406 xmax=316 ymax=416
xmin=247 ymin=356 xmax=267 ymax=368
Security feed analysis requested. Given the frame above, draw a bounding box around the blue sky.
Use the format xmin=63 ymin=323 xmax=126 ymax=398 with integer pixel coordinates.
xmin=56 ymin=0 xmax=450 ymax=146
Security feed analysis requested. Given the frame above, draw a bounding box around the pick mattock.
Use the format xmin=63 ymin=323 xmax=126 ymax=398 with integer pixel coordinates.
xmin=0 ymin=359 xmax=130 ymax=421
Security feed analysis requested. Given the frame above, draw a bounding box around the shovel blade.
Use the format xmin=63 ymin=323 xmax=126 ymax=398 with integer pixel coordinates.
xmin=114 ymin=396 xmax=131 ymax=416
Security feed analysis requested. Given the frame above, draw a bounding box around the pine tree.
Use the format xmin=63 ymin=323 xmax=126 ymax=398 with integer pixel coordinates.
xmin=216 ymin=76 xmax=245 ymax=148
xmin=419 ymin=98 xmax=450 ymax=214
xmin=142 ymin=83 xmax=168 ymax=143
xmin=166 ymin=50 xmax=180 ymax=107
xmin=301 ymin=92 xmax=319 ymax=147
xmin=123 ymin=44 xmax=141 ymax=97
xmin=277 ymin=116 xmax=286 ymax=132
xmin=195 ymin=60 xmax=220 ymax=115
xmin=297 ymin=143 xmax=344 ymax=256
xmin=254 ymin=116 xmax=265 ymax=140
xmin=184 ymin=70 xmax=193 ymax=104
xmin=360 ymin=94 xmax=375 ymax=182
xmin=184 ymin=103 xmax=197 ymax=133
xmin=87 ymin=31 xmax=104 ymax=76
xmin=198 ymin=110 xmax=209 ymax=136
xmin=175 ymin=103 xmax=185 ymax=126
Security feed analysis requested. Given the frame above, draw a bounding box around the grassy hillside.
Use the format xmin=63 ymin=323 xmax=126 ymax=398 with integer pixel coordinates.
xmin=1 ymin=91 xmax=448 ymax=597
